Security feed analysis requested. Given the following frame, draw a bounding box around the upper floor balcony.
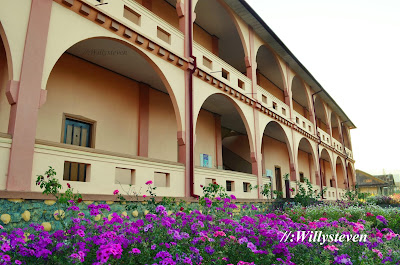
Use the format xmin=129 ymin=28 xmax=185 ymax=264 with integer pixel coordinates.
xmin=76 ymin=0 xmax=351 ymax=155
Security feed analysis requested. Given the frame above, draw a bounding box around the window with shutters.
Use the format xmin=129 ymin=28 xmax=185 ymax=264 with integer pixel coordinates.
xmin=62 ymin=117 xmax=93 ymax=182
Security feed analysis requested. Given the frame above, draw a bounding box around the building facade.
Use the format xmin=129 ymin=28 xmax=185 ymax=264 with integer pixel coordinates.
xmin=356 ymin=170 xmax=396 ymax=196
xmin=0 ymin=0 xmax=356 ymax=200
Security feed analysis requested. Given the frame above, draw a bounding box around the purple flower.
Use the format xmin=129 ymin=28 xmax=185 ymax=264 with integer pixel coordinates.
xmin=131 ymin=248 xmax=141 ymax=254
xmin=376 ymin=215 xmax=388 ymax=225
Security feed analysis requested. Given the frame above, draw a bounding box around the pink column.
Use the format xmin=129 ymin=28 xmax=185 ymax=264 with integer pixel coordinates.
xmin=138 ymin=83 xmax=150 ymax=157
xmin=6 ymin=0 xmax=52 ymax=191
xmin=246 ymin=27 xmax=263 ymax=198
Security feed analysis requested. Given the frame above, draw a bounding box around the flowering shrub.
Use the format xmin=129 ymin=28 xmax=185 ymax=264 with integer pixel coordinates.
xmin=1 ymin=195 xmax=400 ymax=264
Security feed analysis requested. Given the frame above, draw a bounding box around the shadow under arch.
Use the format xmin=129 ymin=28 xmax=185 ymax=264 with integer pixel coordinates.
xmin=255 ymin=45 xmax=286 ymax=96
xmin=261 ymin=120 xmax=294 ymax=197
xmin=291 ymin=75 xmax=312 ymax=119
xmin=320 ymin=148 xmax=334 ymax=187
xmin=297 ymin=137 xmax=318 ymax=185
xmin=314 ymin=95 xmax=329 ymax=133
xmin=194 ymin=92 xmax=255 ymax=174
xmin=346 ymin=162 xmax=355 ymax=189
xmin=335 ymin=156 xmax=346 ymax=189
xmin=44 ymin=36 xmax=183 ymax=133
xmin=193 ymin=0 xmax=248 ymax=73
xmin=0 ymin=22 xmax=13 ymax=80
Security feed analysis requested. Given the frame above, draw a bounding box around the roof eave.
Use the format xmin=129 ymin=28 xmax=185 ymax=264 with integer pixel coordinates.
xmin=223 ymin=0 xmax=356 ymax=129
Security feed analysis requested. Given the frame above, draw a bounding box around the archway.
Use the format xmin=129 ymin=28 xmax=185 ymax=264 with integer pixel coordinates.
xmin=347 ymin=162 xmax=355 ymax=189
xmin=320 ymin=148 xmax=333 ymax=190
xmin=37 ymin=37 xmax=182 ymax=163
xmin=343 ymin=126 xmax=352 ymax=150
xmin=314 ymin=96 xmax=329 ymax=134
xmin=297 ymin=137 xmax=317 ymax=185
xmin=336 ymin=156 xmax=346 ymax=190
xmin=0 ymin=26 xmax=11 ymax=134
xmin=291 ymin=76 xmax=311 ymax=120
xmin=195 ymin=93 xmax=253 ymax=175
xmin=256 ymin=45 xmax=286 ymax=104
xmin=261 ymin=121 xmax=293 ymax=198
xmin=331 ymin=112 xmax=341 ymax=142
xmin=194 ymin=0 xmax=247 ymax=73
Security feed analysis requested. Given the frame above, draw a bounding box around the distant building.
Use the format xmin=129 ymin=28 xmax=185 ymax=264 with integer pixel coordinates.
xmin=356 ymin=170 xmax=396 ymax=195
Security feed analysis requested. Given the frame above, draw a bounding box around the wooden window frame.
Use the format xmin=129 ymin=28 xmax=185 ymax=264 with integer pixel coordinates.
xmin=61 ymin=113 xmax=97 ymax=148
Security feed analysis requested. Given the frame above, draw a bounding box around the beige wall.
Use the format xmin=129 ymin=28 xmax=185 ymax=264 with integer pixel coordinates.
xmin=193 ymin=24 xmax=213 ymax=52
xmin=37 ymin=53 xmax=177 ymax=162
xmin=194 ymin=109 xmax=216 ymax=167
xmin=148 ymin=89 xmax=178 ymax=162
xmin=332 ymin=127 xmax=340 ymax=141
xmin=0 ymin=40 xmax=10 ymax=134
xmin=258 ymin=73 xmax=285 ymax=103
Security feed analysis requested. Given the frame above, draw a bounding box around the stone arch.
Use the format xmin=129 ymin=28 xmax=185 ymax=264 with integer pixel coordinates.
xmin=314 ymin=95 xmax=329 ymax=133
xmin=0 ymin=22 xmax=12 ymax=133
xmin=331 ymin=112 xmax=341 ymax=142
xmin=255 ymin=45 xmax=287 ymax=104
xmin=335 ymin=156 xmax=346 ymax=189
xmin=194 ymin=92 xmax=255 ymax=155
xmin=43 ymin=36 xmax=183 ymax=133
xmin=291 ymin=76 xmax=312 ymax=120
xmin=193 ymin=0 xmax=248 ymax=72
xmin=346 ymin=162 xmax=355 ymax=189
xmin=260 ymin=120 xmax=294 ymax=197
xmin=320 ymin=148 xmax=334 ymax=188
xmin=296 ymin=137 xmax=318 ymax=185
xmin=0 ymin=22 xmax=13 ymax=80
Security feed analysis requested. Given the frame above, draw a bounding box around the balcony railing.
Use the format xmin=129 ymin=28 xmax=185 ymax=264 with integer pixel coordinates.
xmin=194 ymin=167 xmax=258 ymax=199
xmin=257 ymin=85 xmax=289 ymax=119
xmin=193 ymin=41 xmax=252 ymax=95
xmin=345 ymin=147 xmax=353 ymax=159
xmin=292 ymin=110 xmax=314 ymax=134
xmin=32 ymin=140 xmax=185 ymax=196
xmin=317 ymin=128 xmax=331 ymax=146
xmin=83 ymin=0 xmax=185 ymax=57
xmin=332 ymin=138 xmax=345 ymax=155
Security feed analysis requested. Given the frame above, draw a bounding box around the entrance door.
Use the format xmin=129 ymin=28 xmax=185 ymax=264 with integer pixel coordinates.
xmin=275 ymin=166 xmax=282 ymax=193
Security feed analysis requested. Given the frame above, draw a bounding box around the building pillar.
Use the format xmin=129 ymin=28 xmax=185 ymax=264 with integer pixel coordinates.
xmin=138 ymin=83 xmax=150 ymax=157
xmin=214 ymin=114 xmax=223 ymax=169
xmin=246 ymin=26 xmax=263 ymax=199
xmin=176 ymin=0 xmax=195 ymax=197
xmin=6 ymin=0 xmax=52 ymax=191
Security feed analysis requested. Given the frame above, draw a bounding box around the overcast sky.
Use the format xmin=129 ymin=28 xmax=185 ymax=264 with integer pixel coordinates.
xmin=245 ymin=0 xmax=400 ymax=175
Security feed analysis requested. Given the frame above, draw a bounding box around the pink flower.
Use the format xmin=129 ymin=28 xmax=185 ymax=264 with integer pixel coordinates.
xmin=308 ymin=222 xmax=317 ymax=229
xmin=67 ymin=183 xmax=71 ymax=189
xmin=366 ymin=212 xmax=374 ymax=217
xmin=372 ymin=249 xmax=383 ymax=259
xmin=145 ymin=180 xmax=153 ymax=185
xmin=319 ymin=217 xmax=328 ymax=222
xmin=324 ymin=245 xmax=338 ymax=252
xmin=353 ymin=222 xmax=364 ymax=233
xmin=385 ymin=232 xmax=398 ymax=240
xmin=376 ymin=231 xmax=383 ymax=238
xmin=113 ymin=190 xmax=119 ymax=195
xmin=213 ymin=231 xmax=226 ymax=237
xmin=143 ymin=195 xmax=147 ymax=198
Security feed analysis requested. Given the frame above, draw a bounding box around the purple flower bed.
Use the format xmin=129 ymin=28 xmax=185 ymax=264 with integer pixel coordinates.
xmin=0 ymin=198 xmax=399 ymax=265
